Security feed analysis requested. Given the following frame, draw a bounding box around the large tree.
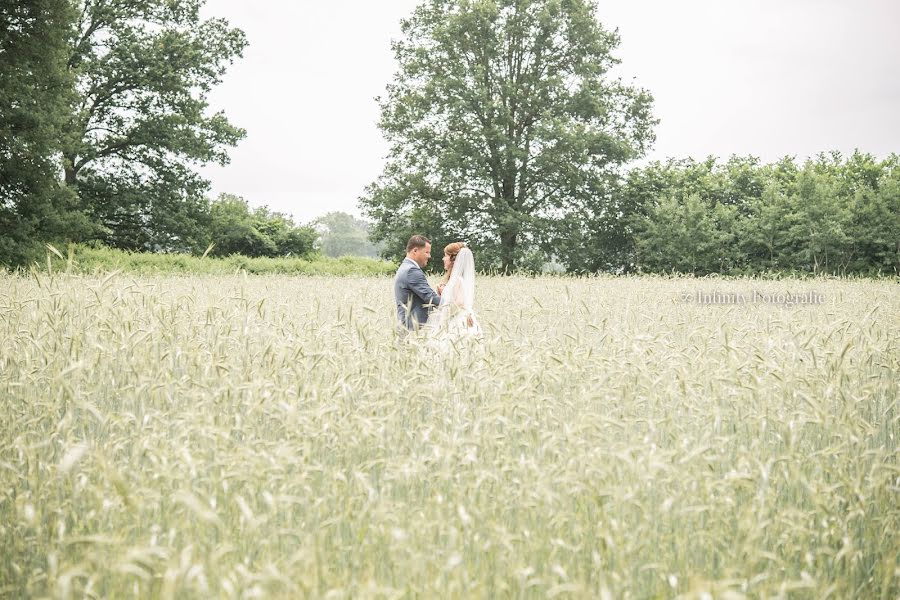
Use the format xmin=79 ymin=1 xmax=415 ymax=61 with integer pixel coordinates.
xmin=361 ymin=0 xmax=655 ymax=271
xmin=0 ymin=0 xmax=88 ymax=266
xmin=63 ymin=0 xmax=246 ymax=252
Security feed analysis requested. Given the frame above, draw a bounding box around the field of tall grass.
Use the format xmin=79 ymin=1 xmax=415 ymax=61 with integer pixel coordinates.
xmin=1 ymin=273 xmax=897 ymax=598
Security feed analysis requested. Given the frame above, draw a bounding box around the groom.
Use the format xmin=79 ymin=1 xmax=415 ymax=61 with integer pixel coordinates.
xmin=394 ymin=234 xmax=442 ymax=332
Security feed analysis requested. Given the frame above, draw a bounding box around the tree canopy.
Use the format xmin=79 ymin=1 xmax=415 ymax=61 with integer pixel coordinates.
xmin=0 ymin=0 xmax=88 ymax=265
xmin=361 ymin=0 xmax=656 ymax=271
xmin=63 ymin=0 xmax=247 ymax=253
xmin=207 ymin=194 xmax=317 ymax=258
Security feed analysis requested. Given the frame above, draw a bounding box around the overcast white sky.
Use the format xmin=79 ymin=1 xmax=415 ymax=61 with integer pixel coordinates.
xmin=198 ymin=0 xmax=900 ymax=224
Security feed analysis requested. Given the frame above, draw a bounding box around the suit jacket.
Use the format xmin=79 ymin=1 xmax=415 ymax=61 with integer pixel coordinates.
xmin=394 ymin=258 xmax=441 ymax=330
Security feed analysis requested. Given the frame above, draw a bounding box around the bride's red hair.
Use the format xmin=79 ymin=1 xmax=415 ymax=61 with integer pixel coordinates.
xmin=442 ymin=241 xmax=466 ymax=282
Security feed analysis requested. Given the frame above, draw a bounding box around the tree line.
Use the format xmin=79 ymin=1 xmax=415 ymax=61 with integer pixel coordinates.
xmin=0 ymin=0 xmax=295 ymax=265
xmin=361 ymin=0 xmax=898 ymax=276
xmin=1 ymin=0 xmax=385 ymax=266
xmin=575 ymin=151 xmax=899 ymax=276
xmin=4 ymin=0 xmax=897 ymax=275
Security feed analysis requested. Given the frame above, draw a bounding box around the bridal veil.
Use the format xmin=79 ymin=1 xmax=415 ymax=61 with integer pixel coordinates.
xmin=429 ymin=247 xmax=479 ymax=333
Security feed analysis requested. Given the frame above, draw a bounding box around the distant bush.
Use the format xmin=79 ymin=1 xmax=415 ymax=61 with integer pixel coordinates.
xmin=206 ymin=194 xmax=319 ymax=259
xmin=26 ymin=244 xmax=396 ymax=276
xmin=313 ymin=211 xmax=383 ymax=258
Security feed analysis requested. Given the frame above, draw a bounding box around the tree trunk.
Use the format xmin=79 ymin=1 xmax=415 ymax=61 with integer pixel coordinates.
xmin=500 ymin=227 xmax=518 ymax=273
xmin=498 ymin=173 xmax=519 ymax=272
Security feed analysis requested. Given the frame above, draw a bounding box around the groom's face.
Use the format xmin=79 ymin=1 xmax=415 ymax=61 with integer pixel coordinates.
xmin=412 ymin=242 xmax=431 ymax=267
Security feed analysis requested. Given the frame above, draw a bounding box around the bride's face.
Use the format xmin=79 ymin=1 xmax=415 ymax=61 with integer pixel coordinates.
xmin=443 ymin=253 xmax=454 ymax=272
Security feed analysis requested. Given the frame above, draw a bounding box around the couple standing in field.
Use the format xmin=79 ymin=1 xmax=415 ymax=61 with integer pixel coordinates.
xmin=394 ymin=234 xmax=481 ymax=344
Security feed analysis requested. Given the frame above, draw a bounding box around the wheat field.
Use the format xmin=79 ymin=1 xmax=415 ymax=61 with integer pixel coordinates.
xmin=1 ymin=273 xmax=897 ymax=599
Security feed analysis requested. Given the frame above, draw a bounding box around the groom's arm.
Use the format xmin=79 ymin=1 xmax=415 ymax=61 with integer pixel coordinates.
xmin=408 ymin=269 xmax=441 ymax=307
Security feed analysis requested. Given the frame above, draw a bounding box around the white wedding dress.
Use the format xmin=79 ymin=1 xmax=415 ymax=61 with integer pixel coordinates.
xmin=427 ymin=247 xmax=481 ymax=347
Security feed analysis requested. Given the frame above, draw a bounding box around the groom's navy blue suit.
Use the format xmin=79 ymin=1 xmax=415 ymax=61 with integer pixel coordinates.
xmin=394 ymin=257 xmax=441 ymax=330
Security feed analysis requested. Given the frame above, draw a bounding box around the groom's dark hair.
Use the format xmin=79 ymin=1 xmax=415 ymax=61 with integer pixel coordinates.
xmin=406 ymin=235 xmax=430 ymax=252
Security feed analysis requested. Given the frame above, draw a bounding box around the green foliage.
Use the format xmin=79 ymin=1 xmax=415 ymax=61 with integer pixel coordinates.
xmin=362 ymin=0 xmax=656 ymax=271
xmin=208 ymin=195 xmax=276 ymax=257
xmin=635 ymin=194 xmax=739 ymax=275
xmin=0 ymin=0 xmax=90 ymax=266
xmin=550 ymin=175 xmax=639 ymax=273
xmin=738 ymin=182 xmax=795 ymax=271
xmin=63 ymin=0 xmax=247 ymax=252
xmin=847 ymin=172 xmax=900 ymax=272
xmin=364 ymin=180 xmax=453 ymax=270
xmin=207 ymin=194 xmax=318 ymax=258
xmin=28 ymin=244 xmax=395 ymax=276
xmin=626 ymin=152 xmax=900 ymax=276
xmin=314 ymin=212 xmax=382 ymax=258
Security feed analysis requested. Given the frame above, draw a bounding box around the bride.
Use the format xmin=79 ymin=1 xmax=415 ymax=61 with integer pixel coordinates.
xmin=427 ymin=242 xmax=481 ymax=343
